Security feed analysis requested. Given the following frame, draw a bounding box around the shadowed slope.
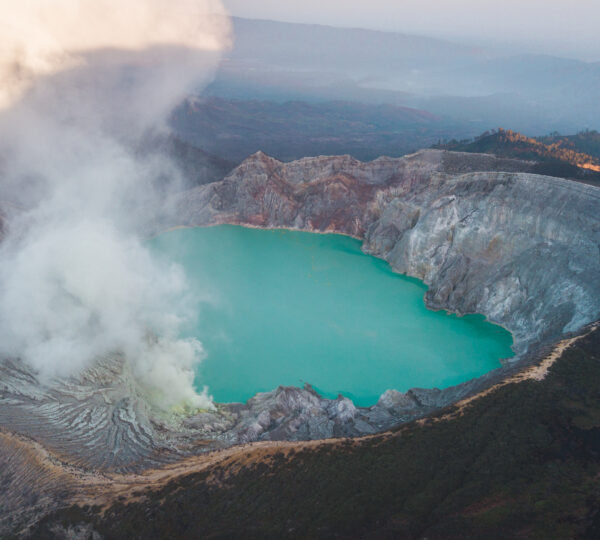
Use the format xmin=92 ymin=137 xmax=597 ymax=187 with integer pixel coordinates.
xmin=24 ymin=323 xmax=600 ymax=539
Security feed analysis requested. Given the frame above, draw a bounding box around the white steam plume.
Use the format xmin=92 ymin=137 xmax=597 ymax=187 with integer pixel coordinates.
xmin=0 ymin=1 xmax=232 ymax=411
xmin=0 ymin=0 xmax=230 ymax=110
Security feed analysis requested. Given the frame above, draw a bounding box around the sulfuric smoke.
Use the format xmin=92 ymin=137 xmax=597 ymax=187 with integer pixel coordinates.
xmin=0 ymin=0 xmax=232 ymax=411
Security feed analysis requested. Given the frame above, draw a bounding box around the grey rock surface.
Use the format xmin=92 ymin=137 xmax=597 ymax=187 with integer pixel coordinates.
xmin=1 ymin=148 xmax=599 ymax=486
xmin=173 ymin=149 xmax=600 ymax=355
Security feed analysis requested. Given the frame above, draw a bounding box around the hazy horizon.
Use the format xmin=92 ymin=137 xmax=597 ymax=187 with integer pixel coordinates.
xmin=223 ymin=0 xmax=600 ymax=62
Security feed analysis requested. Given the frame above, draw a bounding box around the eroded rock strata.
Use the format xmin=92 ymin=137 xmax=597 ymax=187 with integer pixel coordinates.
xmin=1 ymin=149 xmax=599 ymax=536
xmin=174 ymin=149 xmax=600 ymax=355
xmin=5 ymin=323 xmax=600 ymax=539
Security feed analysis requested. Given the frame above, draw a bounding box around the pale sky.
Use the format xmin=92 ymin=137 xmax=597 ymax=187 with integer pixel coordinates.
xmin=222 ymin=0 xmax=600 ymax=61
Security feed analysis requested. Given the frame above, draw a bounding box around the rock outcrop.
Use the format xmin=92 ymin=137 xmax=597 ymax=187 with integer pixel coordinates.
xmin=1 ymin=149 xmax=599 ymax=535
xmin=0 ymin=352 xmax=514 ymax=473
xmin=172 ymin=149 xmax=600 ymax=355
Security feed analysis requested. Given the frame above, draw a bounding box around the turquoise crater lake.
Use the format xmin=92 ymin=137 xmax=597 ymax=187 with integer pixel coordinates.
xmin=151 ymin=226 xmax=514 ymax=407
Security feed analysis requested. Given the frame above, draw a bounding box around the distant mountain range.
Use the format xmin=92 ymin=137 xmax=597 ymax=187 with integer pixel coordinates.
xmin=171 ymin=97 xmax=479 ymax=164
xmin=168 ymin=94 xmax=600 ymax=187
xmin=434 ymin=129 xmax=600 ymax=184
xmin=225 ymin=17 xmax=492 ymax=76
xmin=204 ymin=18 xmax=600 ymax=135
xmin=169 ymin=17 xmax=600 ymax=187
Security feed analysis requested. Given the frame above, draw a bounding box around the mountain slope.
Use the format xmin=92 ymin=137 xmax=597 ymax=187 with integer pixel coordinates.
xmin=226 ymin=16 xmax=491 ymax=74
xmin=2 ymin=149 xmax=600 ymax=537
xmin=538 ymin=130 xmax=600 ymax=160
xmin=27 ymin=324 xmax=600 ymax=539
xmin=139 ymin=134 xmax=235 ymax=188
xmin=206 ymin=18 xmax=600 ymax=134
xmin=171 ymin=97 xmax=476 ymax=163
xmin=435 ymin=129 xmax=600 ymax=183
xmin=174 ymin=149 xmax=600 ymax=355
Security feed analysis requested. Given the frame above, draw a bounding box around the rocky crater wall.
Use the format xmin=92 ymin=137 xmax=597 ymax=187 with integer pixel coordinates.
xmin=0 ymin=149 xmax=598 ymax=486
xmin=174 ymin=149 xmax=600 ymax=356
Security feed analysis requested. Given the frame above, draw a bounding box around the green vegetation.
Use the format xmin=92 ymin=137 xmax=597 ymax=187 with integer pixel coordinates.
xmin=538 ymin=130 xmax=600 ymax=161
xmin=29 ymin=326 xmax=600 ymax=539
xmin=435 ymin=128 xmax=600 ymax=184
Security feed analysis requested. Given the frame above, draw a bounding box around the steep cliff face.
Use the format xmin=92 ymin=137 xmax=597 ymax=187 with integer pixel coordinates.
xmin=26 ymin=325 xmax=600 ymax=540
xmin=0 ymin=348 xmax=510 ymax=476
xmin=1 ymin=149 xmax=599 ymax=536
xmin=175 ymin=149 xmax=600 ymax=356
xmin=365 ymin=171 xmax=600 ymax=354
xmin=175 ymin=149 xmax=537 ymax=236
xmin=5 ymin=325 xmax=598 ymax=537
